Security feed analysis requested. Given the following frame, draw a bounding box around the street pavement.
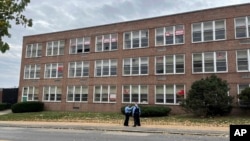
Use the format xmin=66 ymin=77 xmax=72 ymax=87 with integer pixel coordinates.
xmin=0 ymin=109 xmax=229 ymax=137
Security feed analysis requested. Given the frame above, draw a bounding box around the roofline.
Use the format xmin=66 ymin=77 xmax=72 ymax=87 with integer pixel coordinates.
xmin=24 ymin=2 xmax=250 ymax=38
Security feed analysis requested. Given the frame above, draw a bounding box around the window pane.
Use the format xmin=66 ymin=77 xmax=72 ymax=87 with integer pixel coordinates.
xmin=192 ymin=23 xmax=202 ymax=42
xmin=176 ymin=55 xmax=184 ymax=73
xmin=156 ymin=57 xmax=164 ymax=74
xmin=203 ymin=21 xmax=213 ymax=41
xmin=141 ymin=30 xmax=148 ymax=47
xmin=132 ymin=31 xmax=140 ymax=48
xmin=165 ymin=55 xmax=174 ymax=73
xmin=236 ymin=17 xmax=247 ymax=38
xmin=193 ymin=54 xmax=202 ymax=72
xmin=124 ymin=33 xmax=131 ymax=49
xmin=216 ymin=52 xmax=227 ymax=71
xmin=156 ymin=28 xmax=164 ymax=46
xmin=165 ymin=26 xmax=174 ymax=44
xmin=175 ymin=25 xmax=184 ymax=44
xmin=237 ymin=50 xmax=248 ymax=71
xmin=215 ymin=20 xmax=225 ymax=40
xmin=166 ymin=85 xmax=174 ymax=103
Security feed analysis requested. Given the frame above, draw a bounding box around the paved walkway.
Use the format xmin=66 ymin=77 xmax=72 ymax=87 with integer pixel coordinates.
xmin=0 ymin=110 xmax=229 ymax=137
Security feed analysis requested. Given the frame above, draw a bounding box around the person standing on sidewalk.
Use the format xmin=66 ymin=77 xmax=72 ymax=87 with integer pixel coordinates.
xmin=123 ymin=104 xmax=132 ymax=126
xmin=132 ymin=103 xmax=141 ymax=127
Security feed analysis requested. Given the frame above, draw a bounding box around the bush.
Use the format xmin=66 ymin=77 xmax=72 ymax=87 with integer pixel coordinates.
xmin=0 ymin=103 xmax=11 ymax=111
xmin=11 ymin=101 xmax=44 ymax=113
xmin=238 ymin=87 xmax=250 ymax=109
xmin=181 ymin=75 xmax=233 ymax=117
xmin=121 ymin=105 xmax=171 ymax=117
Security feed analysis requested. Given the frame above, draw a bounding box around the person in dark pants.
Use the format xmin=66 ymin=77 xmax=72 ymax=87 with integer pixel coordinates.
xmin=123 ymin=104 xmax=132 ymax=126
xmin=132 ymin=103 xmax=141 ymax=127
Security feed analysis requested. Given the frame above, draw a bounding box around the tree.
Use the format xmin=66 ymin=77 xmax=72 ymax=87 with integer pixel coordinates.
xmin=238 ymin=87 xmax=250 ymax=109
xmin=181 ymin=75 xmax=234 ymax=117
xmin=0 ymin=0 xmax=32 ymax=53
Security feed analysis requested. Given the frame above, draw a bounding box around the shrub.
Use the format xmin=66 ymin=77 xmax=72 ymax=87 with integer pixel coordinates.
xmin=0 ymin=103 xmax=11 ymax=111
xmin=181 ymin=75 xmax=233 ymax=117
xmin=11 ymin=101 xmax=44 ymax=113
xmin=121 ymin=105 xmax=171 ymax=117
xmin=238 ymin=87 xmax=250 ymax=109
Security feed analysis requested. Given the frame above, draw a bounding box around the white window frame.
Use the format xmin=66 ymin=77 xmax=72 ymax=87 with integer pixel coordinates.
xmin=43 ymin=86 xmax=62 ymax=102
xmin=95 ymin=34 xmax=118 ymax=52
xmin=94 ymin=59 xmax=117 ymax=77
xmin=235 ymin=16 xmax=250 ymax=39
xmin=192 ymin=51 xmax=228 ymax=73
xmin=46 ymin=40 xmax=65 ymax=56
xmin=25 ymin=43 xmax=42 ymax=58
xmin=123 ymin=29 xmax=149 ymax=49
xmin=123 ymin=57 xmax=149 ymax=76
xmin=93 ymin=85 xmax=117 ymax=103
xmin=155 ymin=84 xmax=185 ymax=105
xmin=44 ymin=63 xmax=63 ymax=78
xmin=68 ymin=61 xmax=89 ymax=78
xmin=155 ymin=54 xmax=185 ymax=75
xmin=24 ymin=64 xmax=41 ymax=79
xmin=192 ymin=19 xmax=226 ymax=43
xmin=236 ymin=49 xmax=250 ymax=72
xmin=22 ymin=86 xmax=39 ymax=102
xmin=69 ymin=37 xmax=90 ymax=54
xmin=67 ymin=86 xmax=88 ymax=102
xmin=122 ymin=85 xmax=148 ymax=104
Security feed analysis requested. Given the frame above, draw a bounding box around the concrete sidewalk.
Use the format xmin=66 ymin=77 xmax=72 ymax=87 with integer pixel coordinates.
xmin=0 ymin=109 xmax=229 ymax=137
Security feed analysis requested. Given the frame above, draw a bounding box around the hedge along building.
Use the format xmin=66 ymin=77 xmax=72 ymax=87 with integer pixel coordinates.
xmin=19 ymin=3 xmax=250 ymax=114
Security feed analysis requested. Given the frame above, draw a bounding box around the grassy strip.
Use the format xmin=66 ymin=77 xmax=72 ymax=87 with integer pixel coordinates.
xmin=0 ymin=111 xmax=250 ymax=127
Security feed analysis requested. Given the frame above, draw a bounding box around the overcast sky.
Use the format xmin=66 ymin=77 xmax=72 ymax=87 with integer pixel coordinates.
xmin=0 ymin=0 xmax=250 ymax=88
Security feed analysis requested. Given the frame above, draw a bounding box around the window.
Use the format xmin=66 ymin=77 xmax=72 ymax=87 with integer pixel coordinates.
xmin=123 ymin=57 xmax=148 ymax=76
xmin=124 ymin=30 xmax=148 ymax=49
xmin=235 ymin=16 xmax=250 ymax=38
xmin=94 ymin=85 xmax=117 ymax=103
xmin=192 ymin=20 xmax=226 ymax=42
xmin=25 ymin=43 xmax=42 ymax=58
xmin=238 ymin=84 xmax=250 ymax=106
xmin=95 ymin=34 xmax=118 ymax=52
xmin=22 ymin=86 xmax=39 ymax=102
xmin=24 ymin=64 xmax=41 ymax=79
xmin=95 ymin=59 xmax=117 ymax=77
xmin=155 ymin=54 xmax=185 ymax=74
xmin=155 ymin=84 xmax=185 ymax=104
xmin=192 ymin=51 xmax=227 ymax=73
xmin=43 ymin=86 xmax=62 ymax=102
xmin=45 ymin=63 xmax=63 ymax=78
xmin=46 ymin=40 xmax=65 ymax=56
xmin=69 ymin=37 xmax=90 ymax=54
xmin=67 ymin=86 xmax=88 ymax=102
xmin=122 ymin=85 xmax=148 ymax=104
xmin=237 ymin=50 xmax=250 ymax=71
xmin=155 ymin=25 xmax=184 ymax=46
xmin=68 ymin=61 xmax=89 ymax=77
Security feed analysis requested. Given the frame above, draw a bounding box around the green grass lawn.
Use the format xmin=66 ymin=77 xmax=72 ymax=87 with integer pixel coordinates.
xmin=0 ymin=111 xmax=250 ymax=127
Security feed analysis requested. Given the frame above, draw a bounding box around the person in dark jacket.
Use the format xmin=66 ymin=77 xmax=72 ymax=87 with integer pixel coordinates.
xmin=123 ymin=104 xmax=132 ymax=126
xmin=132 ymin=103 xmax=141 ymax=127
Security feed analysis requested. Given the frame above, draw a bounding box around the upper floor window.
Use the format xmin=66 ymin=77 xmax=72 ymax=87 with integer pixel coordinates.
xmin=235 ymin=16 xmax=250 ymax=38
xmin=192 ymin=51 xmax=227 ymax=73
xmin=43 ymin=86 xmax=62 ymax=102
xmin=95 ymin=59 xmax=117 ymax=77
xmin=96 ymin=34 xmax=118 ymax=52
xmin=45 ymin=63 xmax=63 ymax=78
xmin=22 ymin=86 xmax=39 ymax=102
xmin=24 ymin=64 xmax=40 ymax=79
xmin=155 ymin=54 xmax=185 ymax=74
xmin=123 ymin=57 xmax=148 ymax=76
xmin=46 ymin=40 xmax=65 ymax=56
xmin=25 ymin=43 xmax=42 ymax=58
xmin=236 ymin=50 xmax=250 ymax=72
xmin=94 ymin=85 xmax=117 ymax=103
xmin=122 ymin=85 xmax=148 ymax=104
xmin=192 ymin=20 xmax=226 ymax=42
xmin=68 ymin=61 xmax=89 ymax=78
xmin=70 ymin=37 xmax=90 ymax=54
xmin=67 ymin=86 xmax=88 ymax=102
xmin=124 ymin=30 xmax=148 ymax=49
xmin=155 ymin=25 xmax=184 ymax=46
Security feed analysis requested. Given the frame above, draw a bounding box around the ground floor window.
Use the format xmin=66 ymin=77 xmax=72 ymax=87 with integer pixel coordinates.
xmin=43 ymin=86 xmax=62 ymax=102
xmin=155 ymin=84 xmax=185 ymax=104
xmin=22 ymin=86 xmax=39 ymax=101
xmin=67 ymin=86 xmax=88 ymax=102
xmin=122 ymin=85 xmax=148 ymax=104
xmin=94 ymin=85 xmax=117 ymax=103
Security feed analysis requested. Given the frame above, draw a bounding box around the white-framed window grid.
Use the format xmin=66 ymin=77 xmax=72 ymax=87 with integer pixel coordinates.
xmin=69 ymin=37 xmax=90 ymax=54
xmin=192 ymin=51 xmax=227 ymax=73
xmin=95 ymin=34 xmax=118 ymax=52
xmin=123 ymin=29 xmax=149 ymax=49
xmin=155 ymin=84 xmax=185 ymax=105
xmin=24 ymin=64 xmax=41 ymax=79
xmin=192 ymin=19 xmax=226 ymax=43
xmin=22 ymin=86 xmax=39 ymax=102
xmin=95 ymin=59 xmax=117 ymax=77
xmin=44 ymin=63 xmax=63 ymax=78
xmin=25 ymin=43 xmax=42 ymax=58
xmin=235 ymin=16 xmax=250 ymax=39
xmin=155 ymin=54 xmax=185 ymax=75
xmin=236 ymin=49 xmax=250 ymax=72
xmin=46 ymin=40 xmax=65 ymax=56
xmin=67 ymin=86 xmax=88 ymax=102
xmin=123 ymin=57 xmax=148 ymax=76
xmin=94 ymin=85 xmax=117 ymax=103
xmin=43 ymin=86 xmax=62 ymax=102
xmin=122 ymin=85 xmax=148 ymax=104
xmin=68 ymin=61 xmax=89 ymax=78
xmin=155 ymin=25 xmax=184 ymax=46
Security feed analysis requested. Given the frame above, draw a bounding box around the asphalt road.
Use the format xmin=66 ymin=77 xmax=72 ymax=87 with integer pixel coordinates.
xmin=0 ymin=126 xmax=228 ymax=141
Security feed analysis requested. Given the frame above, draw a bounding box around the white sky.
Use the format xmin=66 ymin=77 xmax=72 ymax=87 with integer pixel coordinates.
xmin=0 ymin=0 xmax=250 ymax=88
